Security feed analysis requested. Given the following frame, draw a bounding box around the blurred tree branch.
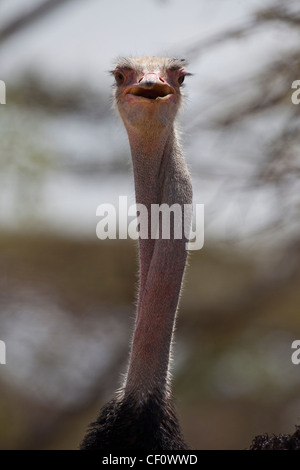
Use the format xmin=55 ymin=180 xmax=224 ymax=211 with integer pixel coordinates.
xmin=209 ymin=51 xmax=300 ymax=128
xmin=184 ymin=2 xmax=300 ymax=61
xmin=185 ymin=21 xmax=258 ymax=62
xmin=181 ymin=0 xmax=300 ymax=240
xmin=257 ymin=4 xmax=300 ymax=27
xmin=0 ymin=0 xmax=79 ymax=44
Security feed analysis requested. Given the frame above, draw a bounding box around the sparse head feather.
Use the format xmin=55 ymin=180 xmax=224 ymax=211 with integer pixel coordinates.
xmin=111 ymin=56 xmax=189 ymax=74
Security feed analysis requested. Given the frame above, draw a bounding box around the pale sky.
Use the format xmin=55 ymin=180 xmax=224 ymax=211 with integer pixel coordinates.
xmin=0 ymin=0 xmax=276 ymax=86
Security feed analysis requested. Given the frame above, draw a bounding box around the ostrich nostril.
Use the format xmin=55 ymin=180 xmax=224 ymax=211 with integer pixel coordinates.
xmin=138 ymin=76 xmax=155 ymax=87
xmin=138 ymin=73 xmax=163 ymax=86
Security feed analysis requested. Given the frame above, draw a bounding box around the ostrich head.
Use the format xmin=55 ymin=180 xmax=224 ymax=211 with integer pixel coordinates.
xmin=112 ymin=57 xmax=190 ymax=132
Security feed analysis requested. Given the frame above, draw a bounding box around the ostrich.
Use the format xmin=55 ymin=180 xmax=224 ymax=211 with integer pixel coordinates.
xmin=80 ymin=56 xmax=193 ymax=450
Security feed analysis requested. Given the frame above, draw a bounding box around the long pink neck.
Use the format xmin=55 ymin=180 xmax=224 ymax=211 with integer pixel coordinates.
xmin=123 ymin=125 xmax=193 ymax=400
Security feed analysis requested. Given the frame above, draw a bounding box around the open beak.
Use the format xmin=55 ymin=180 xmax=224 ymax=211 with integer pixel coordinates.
xmin=125 ymin=73 xmax=174 ymax=101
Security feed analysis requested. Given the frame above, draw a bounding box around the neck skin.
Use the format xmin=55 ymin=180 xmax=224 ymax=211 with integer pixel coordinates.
xmin=123 ymin=122 xmax=193 ymax=401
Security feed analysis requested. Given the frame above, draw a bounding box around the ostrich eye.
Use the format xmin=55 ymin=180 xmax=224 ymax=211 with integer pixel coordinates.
xmin=114 ymin=71 xmax=125 ymax=85
xmin=178 ymin=75 xmax=185 ymax=86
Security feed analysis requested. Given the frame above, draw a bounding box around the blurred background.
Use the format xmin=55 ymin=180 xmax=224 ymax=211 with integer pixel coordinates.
xmin=0 ymin=0 xmax=300 ymax=450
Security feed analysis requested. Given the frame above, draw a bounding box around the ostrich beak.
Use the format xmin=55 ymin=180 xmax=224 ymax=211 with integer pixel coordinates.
xmin=125 ymin=73 xmax=175 ymax=101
